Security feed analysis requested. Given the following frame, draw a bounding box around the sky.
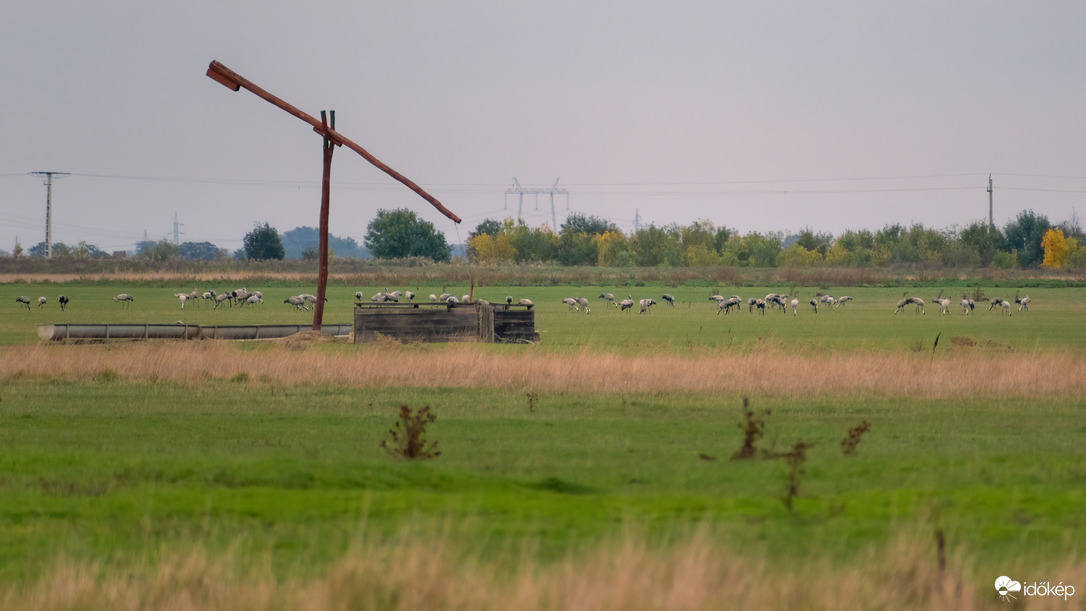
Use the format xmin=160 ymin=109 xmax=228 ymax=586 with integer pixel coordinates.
xmin=2 ymin=1 xmax=1085 ymax=254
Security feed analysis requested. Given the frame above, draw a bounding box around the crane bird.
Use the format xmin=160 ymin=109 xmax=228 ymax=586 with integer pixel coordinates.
xmin=58 ymin=295 xmax=70 ymax=311
xmin=284 ymin=296 xmax=309 ymax=311
xmin=114 ymin=293 xmax=134 ymax=307
xmin=37 ymin=296 xmax=47 ymax=309
xmin=16 ymin=296 xmax=31 ymax=310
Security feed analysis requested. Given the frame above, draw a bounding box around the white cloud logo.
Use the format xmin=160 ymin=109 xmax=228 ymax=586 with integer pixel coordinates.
xmin=995 ymin=576 xmax=1022 ymax=602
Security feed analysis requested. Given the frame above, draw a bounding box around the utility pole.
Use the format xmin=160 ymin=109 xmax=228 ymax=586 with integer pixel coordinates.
xmin=987 ymin=174 xmax=994 ymax=229
xmin=633 ymin=209 xmax=641 ymax=233
xmin=173 ymin=212 xmax=184 ymax=244
xmin=30 ymin=171 xmax=70 ymax=258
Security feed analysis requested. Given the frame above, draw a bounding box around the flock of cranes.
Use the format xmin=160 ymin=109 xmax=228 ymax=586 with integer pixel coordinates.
xmin=12 ymin=288 xmax=1034 ymax=318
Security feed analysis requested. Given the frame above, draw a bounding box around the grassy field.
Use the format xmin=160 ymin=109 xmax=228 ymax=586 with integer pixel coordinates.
xmin=1 ymin=278 xmax=1085 ymax=609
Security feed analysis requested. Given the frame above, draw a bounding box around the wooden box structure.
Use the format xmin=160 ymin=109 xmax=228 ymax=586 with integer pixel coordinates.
xmin=353 ymin=302 xmax=537 ymax=344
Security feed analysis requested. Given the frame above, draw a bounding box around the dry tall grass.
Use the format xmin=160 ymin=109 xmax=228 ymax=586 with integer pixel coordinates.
xmin=2 ymin=341 xmax=1083 ymax=399
xmin=3 ymin=530 xmax=1081 ymax=611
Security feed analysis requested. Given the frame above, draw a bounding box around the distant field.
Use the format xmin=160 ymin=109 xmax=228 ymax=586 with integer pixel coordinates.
xmin=1 ymin=277 xmax=1084 ymax=609
xmin=3 ymin=281 xmax=1083 ymax=351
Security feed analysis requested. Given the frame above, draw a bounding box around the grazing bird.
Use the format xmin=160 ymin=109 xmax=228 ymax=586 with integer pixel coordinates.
xmin=244 ymin=294 xmax=263 ymax=306
xmin=518 ymin=298 xmax=534 ymax=307
xmin=639 ymin=298 xmax=656 ymax=314
xmin=430 ymin=294 xmax=439 ymax=302
xmin=16 ymin=296 xmax=31 ymax=310
xmin=790 ymin=298 xmax=799 ymax=316
xmin=406 ymin=291 xmax=415 ymax=302
xmin=562 ymin=297 xmax=580 ymax=311
xmin=58 ymin=295 xmax=69 ymax=311
xmin=835 ymin=296 xmax=853 ymax=307
xmin=619 ymin=297 xmax=635 ymax=313
xmin=820 ymin=295 xmax=835 ymax=308
xmin=960 ymin=296 xmax=975 ymax=315
xmin=934 ymin=297 xmax=951 ymax=316
xmin=910 ymin=297 xmax=926 ymax=315
xmin=717 ymin=296 xmax=741 ymax=315
xmin=284 ymin=296 xmax=309 ymax=311
xmin=997 ymin=300 xmax=1012 ymax=315
xmin=661 ymin=294 xmax=675 ymax=306
xmin=988 ymin=297 xmax=1004 ymax=311
xmin=355 ymin=291 xmax=364 ymax=301
xmin=809 ymin=298 xmax=819 ymax=313
xmin=214 ymin=293 xmax=232 ymax=308
xmin=577 ymin=297 xmax=591 ymax=313
xmin=598 ymin=292 xmax=616 ymax=307
xmin=37 ymin=296 xmax=47 ymax=309
xmin=894 ymin=293 xmax=913 ymax=314
xmin=114 ymin=293 xmax=134 ymax=307
xmin=174 ymin=292 xmax=189 ymax=309
xmin=767 ymin=294 xmax=788 ymax=313
xmin=754 ymin=299 xmax=766 ymax=315
xmin=506 ymin=295 xmax=514 ymax=305
xmin=1016 ymin=295 xmax=1031 ymax=311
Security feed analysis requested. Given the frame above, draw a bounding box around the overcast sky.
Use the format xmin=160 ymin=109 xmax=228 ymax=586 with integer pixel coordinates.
xmin=2 ymin=1 xmax=1084 ymax=253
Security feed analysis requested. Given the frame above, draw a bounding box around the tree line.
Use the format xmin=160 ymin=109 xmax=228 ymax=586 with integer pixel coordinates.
xmin=467 ymin=209 xmax=1084 ymax=270
xmin=6 ymin=207 xmax=1083 ymax=270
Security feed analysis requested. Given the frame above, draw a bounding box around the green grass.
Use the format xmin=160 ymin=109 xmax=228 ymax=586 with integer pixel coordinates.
xmin=1 ymin=377 xmax=1084 ymax=583
xmin=3 ymin=281 xmax=1084 ymax=351
xmin=1 ymin=277 xmax=1085 ymax=596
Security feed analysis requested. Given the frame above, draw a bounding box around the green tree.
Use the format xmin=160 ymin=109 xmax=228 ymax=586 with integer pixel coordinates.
xmin=136 ymin=239 xmax=180 ymax=262
xmin=958 ymin=221 xmax=1001 ymax=266
xmin=508 ymin=221 xmax=558 ymax=263
xmin=629 ymin=224 xmax=682 ymax=267
xmin=1001 ymin=210 xmax=1051 ymax=267
xmin=243 ymin=222 xmax=286 ymax=260
xmin=364 ymin=209 xmax=451 ymax=262
xmin=795 ymin=227 xmax=833 ymax=256
xmin=179 ymin=241 xmax=225 ymax=261
xmin=561 ymin=213 xmax=616 ymax=236
xmin=470 ymin=218 xmax=504 ymax=239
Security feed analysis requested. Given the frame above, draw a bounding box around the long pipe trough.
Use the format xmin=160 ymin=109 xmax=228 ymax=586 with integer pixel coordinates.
xmin=38 ymin=323 xmax=353 ymax=342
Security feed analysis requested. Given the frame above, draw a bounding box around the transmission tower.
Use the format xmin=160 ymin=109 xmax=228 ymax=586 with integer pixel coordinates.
xmin=504 ymin=178 xmax=570 ymax=230
xmin=173 ymin=212 xmax=184 ymax=244
xmin=30 ymin=171 xmax=70 ymax=258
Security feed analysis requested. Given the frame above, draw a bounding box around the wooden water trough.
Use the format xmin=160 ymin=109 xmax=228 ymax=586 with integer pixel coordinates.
xmin=353 ymin=302 xmax=537 ymax=344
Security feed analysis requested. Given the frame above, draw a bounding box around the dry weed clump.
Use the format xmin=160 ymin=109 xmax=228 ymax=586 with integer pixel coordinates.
xmin=2 ymin=343 xmax=1085 ymax=399
xmin=7 ymin=529 xmax=1076 ymax=610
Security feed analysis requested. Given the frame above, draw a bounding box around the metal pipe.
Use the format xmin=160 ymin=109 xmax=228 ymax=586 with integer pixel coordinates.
xmin=38 ymin=324 xmax=352 ymax=342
